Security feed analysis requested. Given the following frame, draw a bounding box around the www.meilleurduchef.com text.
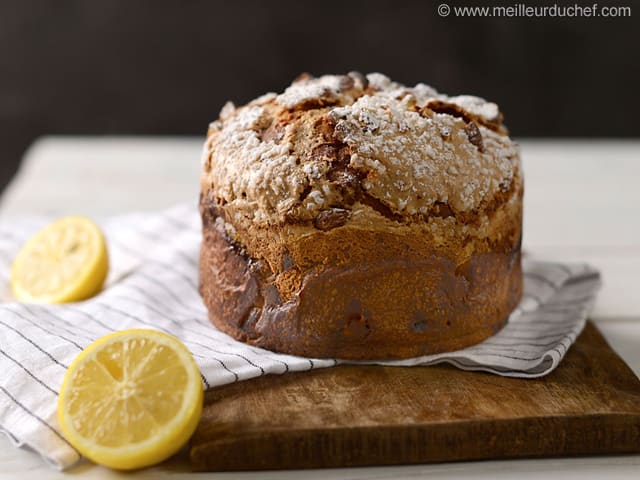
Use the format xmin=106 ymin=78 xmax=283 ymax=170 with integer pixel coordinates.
xmin=436 ymin=3 xmax=631 ymax=18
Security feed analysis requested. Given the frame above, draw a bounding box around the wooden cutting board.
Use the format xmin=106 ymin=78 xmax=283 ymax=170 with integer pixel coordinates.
xmin=190 ymin=322 xmax=640 ymax=471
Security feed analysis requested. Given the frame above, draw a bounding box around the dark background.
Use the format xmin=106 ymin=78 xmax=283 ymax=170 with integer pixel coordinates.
xmin=1 ymin=0 xmax=638 ymax=193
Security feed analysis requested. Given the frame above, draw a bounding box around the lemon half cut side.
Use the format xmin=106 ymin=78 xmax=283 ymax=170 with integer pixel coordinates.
xmin=57 ymin=329 xmax=204 ymax=470
xmin=11 ymin=216 xmax=109 ymax=303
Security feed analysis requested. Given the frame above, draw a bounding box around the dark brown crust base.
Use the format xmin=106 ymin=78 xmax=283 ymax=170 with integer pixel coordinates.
xmin=199 ymin=214 xmax=522 ymax=360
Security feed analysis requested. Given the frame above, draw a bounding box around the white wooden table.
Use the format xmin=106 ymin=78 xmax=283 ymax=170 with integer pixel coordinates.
xmin=1 ymin=136 xmax=639 ymax=479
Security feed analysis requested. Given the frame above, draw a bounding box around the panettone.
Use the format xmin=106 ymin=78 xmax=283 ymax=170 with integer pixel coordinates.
xmin=199 ymin=72 xmax=522 ymax=360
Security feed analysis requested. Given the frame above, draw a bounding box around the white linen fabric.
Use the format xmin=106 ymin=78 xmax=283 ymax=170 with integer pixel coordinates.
xmin=0 ymin=204 xmax=601 ymax=469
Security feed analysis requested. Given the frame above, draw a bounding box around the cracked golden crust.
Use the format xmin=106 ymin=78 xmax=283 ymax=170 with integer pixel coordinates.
xmin=200 ymin=72 xmax=521 ymax=234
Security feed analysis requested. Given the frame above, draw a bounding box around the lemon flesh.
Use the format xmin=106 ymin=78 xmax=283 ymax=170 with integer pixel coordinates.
xmin=57 ymin=329 xmax=204 ymax=470
xmin=11 ymin=216 xmax=109 ymax=303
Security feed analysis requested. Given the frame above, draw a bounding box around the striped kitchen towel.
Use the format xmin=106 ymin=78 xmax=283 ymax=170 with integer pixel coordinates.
xmin=0 ymin=203 xmax=601 ymax=469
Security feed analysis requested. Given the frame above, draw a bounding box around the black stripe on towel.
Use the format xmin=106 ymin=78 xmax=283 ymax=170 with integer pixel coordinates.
xmin=0 ymin=385 xmax=78 ymax=454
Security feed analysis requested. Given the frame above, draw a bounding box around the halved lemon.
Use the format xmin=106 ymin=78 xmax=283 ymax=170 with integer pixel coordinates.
xmin=11 ymin=216 xmax=109 ymax=303
xmin=57 ymin=329 xmax=204 ymax=470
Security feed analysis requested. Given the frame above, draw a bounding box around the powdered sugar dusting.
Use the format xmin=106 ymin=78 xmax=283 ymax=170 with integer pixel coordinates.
xmin=202 ymin=72 xmax=520 ymax=225
xmin=366 ymin=72 xmax=397 ymax=90
xmin=276 ymin=75 xmax=345 ymax=108
xmin=203 ymin=105 xmax=307 ymax=223
xmin=448 ymin=95 xmax=500 ymax=122
xmin=329 ymin=92 xmax=517 ymax=213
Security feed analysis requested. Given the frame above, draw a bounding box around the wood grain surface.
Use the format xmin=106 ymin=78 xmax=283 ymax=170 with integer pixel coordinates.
xmin=189 ymin=321 xmax=640 ymax=471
